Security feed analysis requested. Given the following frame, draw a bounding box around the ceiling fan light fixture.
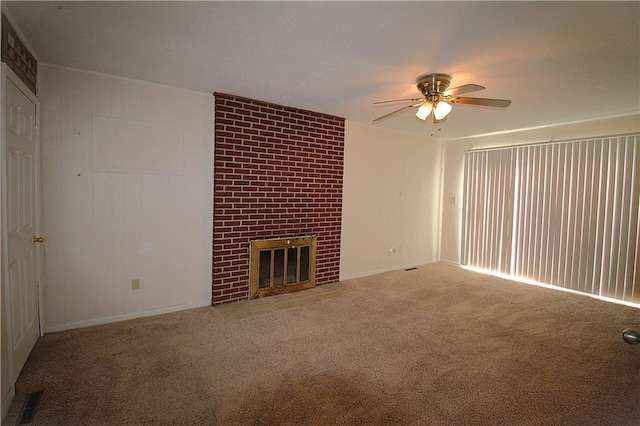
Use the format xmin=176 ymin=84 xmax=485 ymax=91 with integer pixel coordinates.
xmin=433 ymin=101 xmax=452 ymax=120
xmin=372 ymin=73 xmax=511 ymax=124
xmin=415 ymin=103 xmax=432 ymax=120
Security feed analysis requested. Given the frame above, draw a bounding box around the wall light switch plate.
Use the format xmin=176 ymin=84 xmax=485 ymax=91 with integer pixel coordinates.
xmin=131 ymin=278 xmax=140 ymax=290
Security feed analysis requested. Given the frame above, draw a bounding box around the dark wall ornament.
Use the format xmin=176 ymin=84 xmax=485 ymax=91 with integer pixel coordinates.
xmin=2 ymin=14 xmax=38 ymax=95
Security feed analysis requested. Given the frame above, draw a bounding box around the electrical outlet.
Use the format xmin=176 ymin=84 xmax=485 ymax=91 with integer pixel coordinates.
xmin=131 ymin=278 xmax=140 ymax=290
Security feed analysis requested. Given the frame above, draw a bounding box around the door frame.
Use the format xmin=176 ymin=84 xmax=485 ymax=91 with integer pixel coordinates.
xmin=1 ymin=63 xmax=43 ymax=416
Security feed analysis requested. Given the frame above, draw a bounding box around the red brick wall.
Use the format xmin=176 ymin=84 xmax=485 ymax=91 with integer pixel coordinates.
xmin=213 ymin=93 xmax=345 ymax=304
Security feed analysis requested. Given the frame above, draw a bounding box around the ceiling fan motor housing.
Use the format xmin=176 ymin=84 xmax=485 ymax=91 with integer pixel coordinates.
xmin=416 ymin=73 xmax=452 ymax=100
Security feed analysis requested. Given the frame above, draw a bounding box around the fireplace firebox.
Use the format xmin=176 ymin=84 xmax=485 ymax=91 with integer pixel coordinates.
xmin=250 ymin=236 xmax=317 ymax=299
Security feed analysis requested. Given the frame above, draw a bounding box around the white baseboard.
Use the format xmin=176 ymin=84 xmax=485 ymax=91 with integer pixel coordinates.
xmin=339 ymin=259 xmax=437 ymax=281
xmin=44 ymin=300 xmax=212 ymax=333
xmin=437 ymin=259 xmax=461 ymax=266
xmin=1 ymin=385 xmax=15 ymax=422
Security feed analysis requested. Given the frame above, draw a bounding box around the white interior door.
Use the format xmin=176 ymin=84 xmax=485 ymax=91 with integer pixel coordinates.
xmin=4 ymin=73 xmax=40 ymax=379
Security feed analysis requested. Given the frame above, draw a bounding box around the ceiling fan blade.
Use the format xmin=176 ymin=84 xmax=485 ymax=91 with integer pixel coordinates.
xmin=373 ymin=98 xmax=422 ymax=105
xmin=373 ymin=102 xmax=421 ymax=122
xmin=444 ymin=83 xmax=485 ymax=96
xmin=452 ymin=97 xmax=512 ymax=108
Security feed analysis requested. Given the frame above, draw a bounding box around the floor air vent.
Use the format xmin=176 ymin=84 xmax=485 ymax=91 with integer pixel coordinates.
xmin=17 ymin=390 xmax=44 ymax=425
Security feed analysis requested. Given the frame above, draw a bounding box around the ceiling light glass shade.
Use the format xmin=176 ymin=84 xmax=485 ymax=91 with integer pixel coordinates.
xmin=415 ymin=103 xmax=432 ymax=120
xmin=433 ymin=101 xmax=452 ymax=120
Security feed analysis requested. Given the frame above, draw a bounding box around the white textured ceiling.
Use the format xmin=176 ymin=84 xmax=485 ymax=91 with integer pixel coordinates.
xmin=3 ymin=1 xmax=640 ymax=139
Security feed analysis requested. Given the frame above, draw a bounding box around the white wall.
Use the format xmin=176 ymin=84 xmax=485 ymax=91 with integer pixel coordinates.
xmin=39 ymin=66 xmax=444 ymax=330
xmin=440 ymin=114 xmax=640 ymax=264
xmin=40 ymin=65 xmax=213 ymax=332
xmin=340 ymin=122 xmax=441 ymax=279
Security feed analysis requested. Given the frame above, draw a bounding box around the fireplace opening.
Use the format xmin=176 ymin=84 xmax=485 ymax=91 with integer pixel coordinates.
xmin=250 ymin=236 xmax=317 ymax=299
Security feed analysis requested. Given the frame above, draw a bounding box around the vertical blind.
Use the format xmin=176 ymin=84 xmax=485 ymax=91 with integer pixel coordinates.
xmin=462 ymin=134 xmax=640 ymax=303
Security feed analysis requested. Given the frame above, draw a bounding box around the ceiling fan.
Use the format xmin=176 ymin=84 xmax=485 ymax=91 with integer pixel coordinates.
xmin=373 ymin=73 xmax=512 ymax=123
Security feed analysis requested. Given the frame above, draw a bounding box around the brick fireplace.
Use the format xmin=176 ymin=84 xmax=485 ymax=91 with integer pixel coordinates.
xmin=212 ymin=93 xmax=345 ymax=304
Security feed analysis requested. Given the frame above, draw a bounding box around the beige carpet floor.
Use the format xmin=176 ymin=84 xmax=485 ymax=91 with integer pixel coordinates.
xmin=4 ymin=263 xmax=640 ymax=425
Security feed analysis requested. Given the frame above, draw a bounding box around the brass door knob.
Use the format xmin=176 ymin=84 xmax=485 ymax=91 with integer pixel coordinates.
xmin=33 ymin=236 xmax=44 ymax=244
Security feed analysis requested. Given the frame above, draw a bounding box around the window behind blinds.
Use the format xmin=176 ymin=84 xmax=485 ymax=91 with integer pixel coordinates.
xmin=462 ymin=134 xmax=640 ymax=303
